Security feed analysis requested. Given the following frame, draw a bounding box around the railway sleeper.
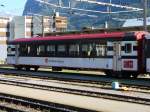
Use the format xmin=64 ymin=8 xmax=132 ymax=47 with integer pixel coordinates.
xmin=52 ymin=67 xmax=62 ymax=71
xmin=105 ymin=71 xmax=139 ymax=78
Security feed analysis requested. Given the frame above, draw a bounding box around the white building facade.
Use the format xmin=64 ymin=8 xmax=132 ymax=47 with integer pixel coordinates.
xmin=0 ymin=16 xmax=11 ymax=63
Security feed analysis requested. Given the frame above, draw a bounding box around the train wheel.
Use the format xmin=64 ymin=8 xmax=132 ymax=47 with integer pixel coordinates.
xmin=17 ymin=66 xmax=22 ymax=70
xmin=105 ymin=71 xmax=113 ymax=77
xmin=124 ymin=74 xmax=131 ymax=78
xmin=34 ymin=67 xmax=39 ymax=71
xmin=118 ymin=73 xmax=123 ymax=78
xmin=122 ymin=72 xmax=131 ymax=78
xmin=132 ymin=74 xmax=138 ymax=78
xmin=110 ymin=72 xmax=116 ymax=78
xmin=25 ymin=67 xmax=30 ymax=71
xmin=52 ymin=67 xmax=62 ymax=71
xmin=14 ymin=66 xmax=22 ymax=70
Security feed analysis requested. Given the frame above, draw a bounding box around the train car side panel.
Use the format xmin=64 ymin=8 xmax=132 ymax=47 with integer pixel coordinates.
xmin=11 ymin=57 xmax=113 ymax=70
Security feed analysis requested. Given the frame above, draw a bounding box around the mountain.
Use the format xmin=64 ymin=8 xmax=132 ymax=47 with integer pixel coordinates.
xmin=23 ymin=0 xmax=149 ymax=30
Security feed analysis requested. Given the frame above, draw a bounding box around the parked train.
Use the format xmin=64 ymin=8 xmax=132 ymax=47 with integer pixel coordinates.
xmin=7 ymin=31 xmax=150 ymax=78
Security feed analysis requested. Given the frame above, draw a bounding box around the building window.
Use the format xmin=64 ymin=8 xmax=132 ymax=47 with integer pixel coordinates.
xmin=125 ymin=43 xmax=132 ymax=53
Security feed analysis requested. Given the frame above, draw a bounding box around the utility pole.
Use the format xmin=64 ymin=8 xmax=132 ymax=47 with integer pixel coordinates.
xmin=143 ymin=0 xmax=147 ymax=31
xmin=105 ymin=0 xmax=111 ymax=29
xmin=42 ymin=16 xmax=45 ymax=37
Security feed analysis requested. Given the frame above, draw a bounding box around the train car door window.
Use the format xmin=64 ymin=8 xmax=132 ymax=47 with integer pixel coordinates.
xmin=145 ymin=40 xmax=150 ymax=58
xmin=125 ymin=43 xmax=132 ymax=53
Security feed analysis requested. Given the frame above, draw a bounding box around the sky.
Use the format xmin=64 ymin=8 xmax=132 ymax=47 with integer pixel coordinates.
xmin=0 ymin=0 xmax=27 ymax=15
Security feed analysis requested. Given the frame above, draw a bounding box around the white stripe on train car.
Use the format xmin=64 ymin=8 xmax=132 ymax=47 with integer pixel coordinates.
xmin=7 ymin=57 xmax=113 ymax=70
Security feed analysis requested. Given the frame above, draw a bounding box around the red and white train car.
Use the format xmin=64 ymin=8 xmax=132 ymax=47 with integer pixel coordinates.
xmin=7 ymin=31 xmax=150 ymax=78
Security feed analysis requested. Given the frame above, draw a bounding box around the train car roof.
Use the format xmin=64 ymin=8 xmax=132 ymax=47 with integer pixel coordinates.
xmin=8 ymin=31 xmax=147 ymax=44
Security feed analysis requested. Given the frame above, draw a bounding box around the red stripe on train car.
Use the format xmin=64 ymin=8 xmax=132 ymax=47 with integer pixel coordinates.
xmin=9 ymin=32 xmax=125 ymax=43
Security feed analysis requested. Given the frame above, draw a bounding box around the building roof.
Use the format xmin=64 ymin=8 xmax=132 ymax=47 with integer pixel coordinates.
xmin=123 ymin=17 xmax=150 ymax=27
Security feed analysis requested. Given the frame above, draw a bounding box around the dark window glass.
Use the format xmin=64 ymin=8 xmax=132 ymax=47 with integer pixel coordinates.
xmin=27 ymin=45 xmax=36 ymax=56
xmin=81 ymin=43 xmax=96 ymax=57
xmin=69 ymin=44 xmax=79 ymax=56
xmin=125 ymin=43 xmax=132 ymax=53
xmin=46 ymin=45 xmax=55 ymax=56
xmin=37 ymin=45 xmax=45 ymax=56
xmin=19 ymin=45 xmax=28 ymax=56
xmin=57 ymin=45 xmax=66 ymax=56
xmin=145 ymin=40 xmax=150 ymax=58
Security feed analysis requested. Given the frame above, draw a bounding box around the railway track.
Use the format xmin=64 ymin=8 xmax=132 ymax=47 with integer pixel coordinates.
xmin=0 ymin=67 xmax=150 ymax=88
xmin=0 ymin=93 xmax=92 ymax=112
xmin=0 ymin=68 xmax=149 ymax=106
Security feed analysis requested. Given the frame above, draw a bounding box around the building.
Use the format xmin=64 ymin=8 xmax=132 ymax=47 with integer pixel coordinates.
xmin=32 ymin=16 xmax=53 ymax=36
xmin=123 ymin=17 xmax=150 ymax=27
xmin=55 ymin=16 xmax=68 ymax=32
xmin=0 ymin=15 xmax=67 ymax=63
xmin=10 ymin=15 xmax=68 ymax=39
xmin=9 ymin=16 xmax=33 ymax=40
xmin=0 ymin=16 xmax=11 ymax=63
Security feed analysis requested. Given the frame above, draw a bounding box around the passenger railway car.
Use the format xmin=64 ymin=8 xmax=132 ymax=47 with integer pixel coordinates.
xmin=7 ymin=31 xmax=150 ymax=78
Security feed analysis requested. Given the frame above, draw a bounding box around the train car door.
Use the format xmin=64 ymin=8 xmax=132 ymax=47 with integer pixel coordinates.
xmin=15 ymin=45 xmax=19 ymax=65
xmin=113 ymin=42 xmax=121 ymax=71
xmin=145 ymin=34 xmax=150 ymax=73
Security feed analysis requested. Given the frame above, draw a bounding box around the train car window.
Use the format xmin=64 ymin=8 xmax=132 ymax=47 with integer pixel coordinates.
xmin=81 ymin=44 xmax=89 ymax=57
xmin=125 ymin=43 xmax=132 ymax=53
xmin=37 ymin=45 xmax=45 ymax=56
xmin=26 ymin=45 xmax=36 ymax=56
xmin=19 ymin=45 xmax=28 ymax=56
xmin=81 ymin=44 xmax=96 ymax=57
xmin=27 ymin=46 xmax=31 ymax=55
xmin=57 ymin=45 xmax=66 ymax=56
xmin=46 ymin=45 xmax=55 ymax=56
xmin=69 ymin=44 xmax=79 ymax=56
xmin=96 ymin=44 xmax=107 ymax=56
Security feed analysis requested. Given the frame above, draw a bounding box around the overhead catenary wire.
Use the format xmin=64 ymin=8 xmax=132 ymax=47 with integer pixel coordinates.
xmin=36 ymin=0 xmax=107 ymax=13
xmin=74 ymin=0 xmax=142 ymax=10
xmin=35 ymin=0 xmax=143 ymax=14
